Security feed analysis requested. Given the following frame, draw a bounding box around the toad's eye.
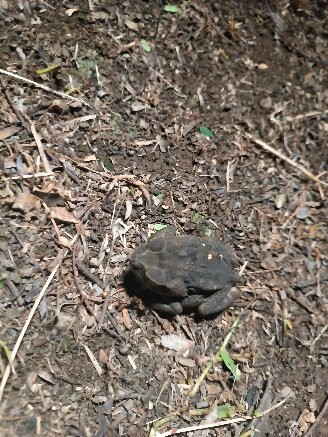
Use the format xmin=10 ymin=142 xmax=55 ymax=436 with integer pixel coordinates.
xmin=148 ymin=237 xmax=165 ymax=252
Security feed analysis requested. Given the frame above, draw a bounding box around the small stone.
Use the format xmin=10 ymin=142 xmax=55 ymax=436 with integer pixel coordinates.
xmin=119 ymin=344 xmax=131 ymax=356
xmin=297 ymin=207 xmax=310 ymax=219
xmin=309 ymin=399 xmax=317 ymax=411
xmin=260 ymin=96 xmax=272 ymax=109
xmin=306 ymin=384 xmax=316 ymax=393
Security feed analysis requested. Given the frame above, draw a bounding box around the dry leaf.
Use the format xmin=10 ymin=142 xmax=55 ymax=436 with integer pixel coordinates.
xmin=258 ymin=63 xmax=268 ymax=70
xmin=12 ymin=193 xmax=41 ymax=213
xmin=0 ymin=126 xmax=20 ymax=140
xmin=275 ymin=193 xmax=286 ymax=209
xmin=98 ymin=349 xmax=109 ymax=364
xmin=131 ymin=101 xmax=145 ymax=112
xmin=38 ymin=370 xmax=54 ymax=385
xmin=58 ymin=235 xmax=74 ymax=247
xmin=0 ymin=181 xmax=14 ymax=198
xmin=50 ymin=206 xmax=79 ymax=223
xmin=125 ymin=19 xmax=139 ymax=31
xmin=125 ymin=199 xmax=133 ymax=220
xmin=160 ymin=334 xmax=194 ymax=353
xmin=121 ymin=308 xmax=133 ymax=330
xmin=65 ymin=7 xmax=78 ymax=16
xmin=83 ymin=155 xmax=97 ymax=162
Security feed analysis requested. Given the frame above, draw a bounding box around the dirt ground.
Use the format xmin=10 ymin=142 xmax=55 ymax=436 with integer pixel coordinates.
xmin=0 ymin=1 xmax=327 ymax=436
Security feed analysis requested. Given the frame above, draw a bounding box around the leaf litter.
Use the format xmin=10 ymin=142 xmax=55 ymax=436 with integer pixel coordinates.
xmin=0 ymin=1 xmax=327 ymax=436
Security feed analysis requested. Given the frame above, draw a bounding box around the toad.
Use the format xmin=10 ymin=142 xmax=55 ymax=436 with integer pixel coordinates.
xmin=129 ymin=229 xmax=244 ymax=316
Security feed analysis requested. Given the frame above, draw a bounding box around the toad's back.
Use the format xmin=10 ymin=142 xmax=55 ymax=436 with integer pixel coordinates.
xmin=131 ymin=235 xmax=240 ymax=294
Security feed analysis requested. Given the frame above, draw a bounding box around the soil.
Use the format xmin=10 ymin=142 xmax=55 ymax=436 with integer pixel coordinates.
xmin=0 ymin=1 xmax=327 ymax=436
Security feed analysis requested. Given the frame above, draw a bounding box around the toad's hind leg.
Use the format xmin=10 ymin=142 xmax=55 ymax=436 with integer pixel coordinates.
xmin=197 ymin=287 xmax=240 ymax=317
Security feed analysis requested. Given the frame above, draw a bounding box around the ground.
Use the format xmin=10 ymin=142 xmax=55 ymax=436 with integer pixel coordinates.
xmin=0 ymin=1 xmax=327 ymax=436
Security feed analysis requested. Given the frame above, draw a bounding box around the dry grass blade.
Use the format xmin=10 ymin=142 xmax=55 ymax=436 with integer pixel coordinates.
xmin=244 ymin=132 xmax=327 ymax=188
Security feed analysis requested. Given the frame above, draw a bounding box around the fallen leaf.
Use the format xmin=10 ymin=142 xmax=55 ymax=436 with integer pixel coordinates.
xmin=164 ymin=5 xmax=180 ymax=13
xmin=0 ymin=126 xmax=20 ymax=141
xmin=58 ymin=235 xmax=74 ymax=247
xmin=121 ymin=308 xmax=133 ymax=330
xmin=33 ymin=190 xmax=66 ymax=207
xmin=0 ymin=181 xmax=14 ymax=198
xmin=38 ymin=370 xmax=54 ymax=384
xmin=161 ymin=334 xmax=193 ymax=353
xmin=199 ymin=126 xmax=214 ymax=138
xmin=98 ymin=349 xmax=109 ymax=364
xmin=50 ymin=206 xmax=79 ymax=223
xmin=258 ymin=63 xmax=268 ymax=70
xmin=275 ymin=193 xmax=286 ymax=209
xmin=125 ymin=199 xmax=133 ymax=220
xmin=125 ymin=19 xmax=139 ymax=31
xmin=65 ymin=7 xmax=78 ymax=16
xmin=131 ymin=101 xmax=145 ymax=112
xmin=12 ymin=193 xmax=41 ymax=213
xmin=83 ymin=155 xmax=97 ymax=162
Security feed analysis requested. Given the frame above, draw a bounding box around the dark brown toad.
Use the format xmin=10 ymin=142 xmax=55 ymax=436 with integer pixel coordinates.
xmin=129 ymin=230 xmax=243 ymax=316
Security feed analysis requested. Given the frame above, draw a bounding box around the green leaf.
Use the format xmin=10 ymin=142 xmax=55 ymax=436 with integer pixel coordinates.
xmin=219 ymin=345 xmax=240 ymax=381
xmin=151 ymin=223 xmax=167 ymax=231
xmin=191 ymin=212 xmax=204 ymax=224
xmin=164 ymin=4 xmax=180 ymax=13
xmin=199 ymin=126 xmax=214 ymax=138
xmin=57 ymin=336 xmax=72 ymax=353
xmin=36 ymin=64 xmax=61 ymax=75
xmin=140 ymin=39 xmax=152 ymax=53
xmin=0 ymin=340 xmax=12 ymax=363
xmin=240 ymin=431 xmax=255 ymax=437
xmin=0 ymin=275 xmax=5 ymax=288
xmin=217 ymin=404 xmax=236 ymax=419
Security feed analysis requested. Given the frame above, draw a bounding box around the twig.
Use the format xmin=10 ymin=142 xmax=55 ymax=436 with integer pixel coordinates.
xmin=0 ymin=68 xmax=90 ymax=107
xmin=28 ymin=119 xmax=53 ymax=174
xmin=154 ymin=417 xmax=250 ymax=437
xmin=0 ymin=78 xmax=31 ymax=134
xmin=285 ymin=288 xmax=319 ymax=315
xmin=244 ymin=132 xmax=328 ymax=187
xmin=149 ymin=67 xmax=187 ymax=98
xmin=154 ymin=396 xmax=290 ymax=436
xmin=74 ymin=258 xmax=104 ymax=289
xmin=82 ymin=344 xmax=102 ymax=376
xmin=293 ymin=271 xmax=328 ymax=289
xmin=285 ymin=109 xmax=328 ymax=122
xmin=310 ymin=324 xmax=328 ymax=349
xmin=10 ymin=171 xmax=54 ymax=180
xmin=72 ymin=249 xmax=101 ymax=318
xmin=0 ymin=242 xmax=74 ymax=403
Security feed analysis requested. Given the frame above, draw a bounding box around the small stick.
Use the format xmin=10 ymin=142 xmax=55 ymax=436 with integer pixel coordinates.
xmin=82 ymin=344 xmax=102 ymax=376
xmin=28 ymin=119 xmax=52 ymax=174
xmin=74 ymin=258 xmax=104 ymax=289
xmin=244 ymin=132 xmax=327 ymax=187
xmin=0 ymin=68 xmax=90 ymax=107
xmin=0 ymin=78 xmax=31 ymax=134
xmin=285 ymin=109 xmax=328 ymax=122
xmin=10 ymin=171 xmax=54 ymax=180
